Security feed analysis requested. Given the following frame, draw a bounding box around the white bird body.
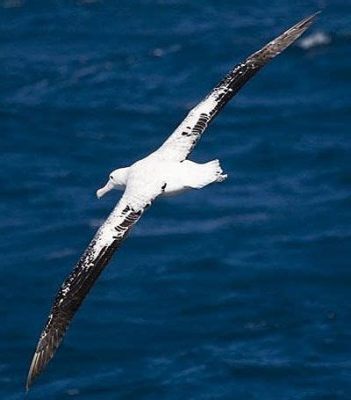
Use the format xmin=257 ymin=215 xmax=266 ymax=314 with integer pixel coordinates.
xmin=101 ymin=157 xmax=227 ymax=199
xmin=26 ymin=13 xmax=318 ymax=390
xmin=159 ymin=159 xmax=227 ymax=195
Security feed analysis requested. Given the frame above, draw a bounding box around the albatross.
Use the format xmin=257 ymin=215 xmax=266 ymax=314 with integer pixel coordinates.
xmin=26 ymin=13 xmax=318 ymax=389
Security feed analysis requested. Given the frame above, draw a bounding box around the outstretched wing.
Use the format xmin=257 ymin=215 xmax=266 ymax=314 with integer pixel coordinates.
xmin=26 ymin=184 xmax=163 ymax=390
xmin=155 ymin=13 xmax=318 ymax=162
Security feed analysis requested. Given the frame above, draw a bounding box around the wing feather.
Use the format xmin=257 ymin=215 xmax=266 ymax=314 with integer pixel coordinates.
xmin=26 ymin=191 xmax=156 ymax=390
xmin=155 ymin=13 xmax=318 ymax=162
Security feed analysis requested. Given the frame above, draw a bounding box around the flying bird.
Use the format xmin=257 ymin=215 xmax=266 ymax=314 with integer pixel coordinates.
xmin=26 ymin=13 xmax=318 ymax=390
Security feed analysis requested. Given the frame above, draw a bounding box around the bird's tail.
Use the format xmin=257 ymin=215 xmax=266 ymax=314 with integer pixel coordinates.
xmin=188 ymin=159 xmax=227 ymax=189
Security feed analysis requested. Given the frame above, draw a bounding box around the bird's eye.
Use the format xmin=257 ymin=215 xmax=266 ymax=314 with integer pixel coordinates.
xmin=110 ymin=175 xmax=113 ymax=180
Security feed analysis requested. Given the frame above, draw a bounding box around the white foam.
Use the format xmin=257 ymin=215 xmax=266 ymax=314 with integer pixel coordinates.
xmin=298 ymin=31 xmax=331 ymax=50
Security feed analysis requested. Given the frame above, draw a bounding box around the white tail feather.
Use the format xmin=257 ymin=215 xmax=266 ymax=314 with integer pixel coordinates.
xmin=186 ymin=159 xmax=227 ymax=189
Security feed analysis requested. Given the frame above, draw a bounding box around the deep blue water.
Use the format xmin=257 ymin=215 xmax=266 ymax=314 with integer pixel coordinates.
xmin=1 ymin=1 xmax=351 ymax=399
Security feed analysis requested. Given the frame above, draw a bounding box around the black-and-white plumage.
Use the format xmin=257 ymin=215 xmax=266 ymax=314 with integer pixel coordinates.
xmin=26 ymin=13 xmax=318 ymax=390
xmin=156 ymin=13 xmax=319 ymax=162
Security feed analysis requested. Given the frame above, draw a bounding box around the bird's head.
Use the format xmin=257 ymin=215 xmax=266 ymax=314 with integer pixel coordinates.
xmin=96 ymin=167 xmax=128 ymax=199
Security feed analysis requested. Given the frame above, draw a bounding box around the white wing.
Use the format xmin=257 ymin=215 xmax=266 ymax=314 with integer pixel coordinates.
xmin=155 ymin=13 xmax=318 ymax=162
xmin=26 ymin=182 xmax=164 ymax=390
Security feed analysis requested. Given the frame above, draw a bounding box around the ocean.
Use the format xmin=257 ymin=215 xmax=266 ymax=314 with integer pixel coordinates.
xmin=1 ymin=1 xmax=351 ymax=399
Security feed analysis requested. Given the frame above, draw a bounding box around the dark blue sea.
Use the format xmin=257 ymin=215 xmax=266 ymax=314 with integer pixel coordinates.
xmin=1 ymin=1 xmax=351 ymax=399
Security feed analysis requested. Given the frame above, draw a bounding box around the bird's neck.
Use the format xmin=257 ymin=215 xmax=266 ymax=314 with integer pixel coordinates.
xmin=117 ymin=167 xmax=129 ymax=186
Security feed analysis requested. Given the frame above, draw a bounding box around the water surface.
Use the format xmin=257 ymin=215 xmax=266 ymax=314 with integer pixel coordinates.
xmin=1 ymin=1 xmax=351 ymax=399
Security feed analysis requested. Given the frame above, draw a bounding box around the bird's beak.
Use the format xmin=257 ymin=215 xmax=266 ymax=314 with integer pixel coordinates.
xmin=96 ymin=181 xmax=114 ymax=199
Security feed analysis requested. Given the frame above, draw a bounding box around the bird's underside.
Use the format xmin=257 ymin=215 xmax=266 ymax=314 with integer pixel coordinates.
xmin=26 ymin=13 xmax=318 ymax=390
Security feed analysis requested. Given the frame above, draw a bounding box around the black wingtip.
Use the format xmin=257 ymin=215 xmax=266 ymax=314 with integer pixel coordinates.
xmin=26 ymin=347 xmax=46 ymax=392
xmin=287 ymin=11 xmax=321 ymax=38
xmin=25 ymin=352 xmax=36 ymax=392
xmin=289 ymin=11 xmax=322 ymax=45
xmin=25 ymin=376 xmax=31 ymax=393
xmin=299 ymin=11 xmax=321 ymax=28
xmin=247 ymin=11 xmax=321 ymax=66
